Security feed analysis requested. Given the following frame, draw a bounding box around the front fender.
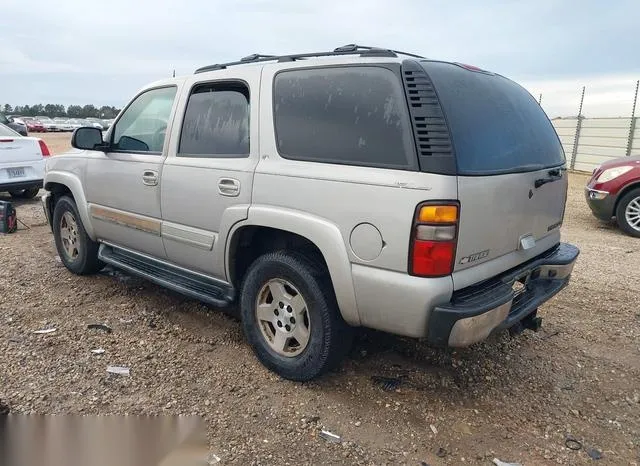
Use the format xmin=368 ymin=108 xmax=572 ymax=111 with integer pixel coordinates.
xmin=44 ymin=170 xmax=95 ymax=240
xmin=226 ymin=206 xmax=361 ymax=326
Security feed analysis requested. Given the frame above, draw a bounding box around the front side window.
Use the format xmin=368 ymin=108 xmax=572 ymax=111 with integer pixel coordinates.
xmin=112 ymin=86 xmax=177 ymax=153
xmin=178 ymin=82 xmax=250 ymax=158
xmin=273 ymin=66 xmax=416 ymax=170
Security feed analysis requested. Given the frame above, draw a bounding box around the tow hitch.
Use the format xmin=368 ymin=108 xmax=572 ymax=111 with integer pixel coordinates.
xmin=509 ymin=309 xmax=543 ymax=336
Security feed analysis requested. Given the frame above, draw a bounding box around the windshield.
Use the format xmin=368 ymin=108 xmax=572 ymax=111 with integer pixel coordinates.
xmin=0 ymin=123 xmax=20 ymax=137
xmin=421 ymin=61 xmax=565 ymax=175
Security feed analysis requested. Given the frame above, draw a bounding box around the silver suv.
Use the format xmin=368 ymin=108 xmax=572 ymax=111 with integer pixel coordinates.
xmin=42 ymin=45 xmax=579 ymax=381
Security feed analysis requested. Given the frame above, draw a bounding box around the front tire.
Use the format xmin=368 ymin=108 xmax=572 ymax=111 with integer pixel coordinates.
xmin=52 ymin=196 xmax=104 ymax=275
xmin=240 ymin=251 xmax=352 ymax=381
xmin=616 ymin=188 xmax=640 ymax=238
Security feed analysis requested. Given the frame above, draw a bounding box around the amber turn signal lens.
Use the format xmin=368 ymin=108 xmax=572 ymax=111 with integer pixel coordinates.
xmin=418 ymin=205 xmax=458 ymax=224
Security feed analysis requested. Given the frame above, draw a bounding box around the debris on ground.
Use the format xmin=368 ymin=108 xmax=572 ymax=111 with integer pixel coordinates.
xmin=493 ymin=459 xmax=522 ymax=466
xmin=91 ymin=348 xmax=105 ymax=355
xmin=319 ymin=430 xmax=341 ymax=443
xmin=586 ymin=447 xmax=603 ymax=460
xmin=430 ymin=424 xmax=438 ymax=435
xmin=565 ymin=436 xmax=583 ymax=451
xmin=33 ymin=327 xmax=56 ymax=334
xmin=106 ymin=366 xmax=130 ymax=376
xmin=435 ymin=447 xmax=447 ymax=458
xmin=371 ymin=375 xmax=403 ymax=391
xmin=87 ymin=323 xmax=112 ymax=333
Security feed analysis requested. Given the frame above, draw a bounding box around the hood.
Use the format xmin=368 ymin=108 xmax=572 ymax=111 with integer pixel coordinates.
xmin=598 ymin=155 xmax=640 ymax=170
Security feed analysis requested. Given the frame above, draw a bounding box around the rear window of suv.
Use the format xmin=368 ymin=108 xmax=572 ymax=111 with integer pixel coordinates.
xmin=421 ymin=61 xmax=565 ymax=175
xmin=273 ymin=66 xmax=417 ymax=170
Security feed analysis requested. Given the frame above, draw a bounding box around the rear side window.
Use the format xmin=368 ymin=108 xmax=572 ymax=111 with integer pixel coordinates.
xmin=421 ymin=61 xmax=565 ymax=175
xmin=179 ymin=82 xmax=249 ymax=158
xmin=273 ymin=66 xmax=416 ymax=170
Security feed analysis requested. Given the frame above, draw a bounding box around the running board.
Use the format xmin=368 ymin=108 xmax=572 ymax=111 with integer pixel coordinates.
xmin=98 ymin=244 xmax=235 ymax=307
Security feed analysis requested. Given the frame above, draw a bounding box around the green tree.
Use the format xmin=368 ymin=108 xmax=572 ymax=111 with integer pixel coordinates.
xmin=67 ymin=105 xmax=82 ymax=118
xmin=2 ymin=104 xmax=12 ymax=113
xmin=30 ymin=104 xmax=44 ymax=116
xmin=82 ymin=104 xmax=99 ymax=118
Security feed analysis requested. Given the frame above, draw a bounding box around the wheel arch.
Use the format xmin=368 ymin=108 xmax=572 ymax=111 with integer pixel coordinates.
xmin=225 ymin=207 xmax=361 ymax=326
xmin=44 ymin=171 xmax=96 ymax=239
xmin=614 ymin=181 xmax=640 ymax=215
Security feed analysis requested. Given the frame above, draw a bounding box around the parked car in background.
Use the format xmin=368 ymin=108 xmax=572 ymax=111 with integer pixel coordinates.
xmin=100 ymin=119 xmax=114 ymax=131
xmin=586 ymin=156 xmax=640 ymax=237
xmin=80 ymin=119 xmax=104 ymax=130
xmin=36 ymin=116 xmax=60 ymax=132
xmin=57 ymin=120 xmax=75 ymax=132
xmin=0 ymin=113 xmax=28 ymax=136
xmin=0 ymin=122 xmax=51 ymax=198
xmin=23 ymin=118 xmax=47 ymax=133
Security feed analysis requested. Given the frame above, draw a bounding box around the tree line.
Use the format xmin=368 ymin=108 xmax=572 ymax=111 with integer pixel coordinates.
xmin=1 ymin=103 xmax=121 ymax=119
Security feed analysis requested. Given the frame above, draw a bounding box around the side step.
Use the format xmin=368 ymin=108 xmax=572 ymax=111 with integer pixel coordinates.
xmin=98 ymin=244 xmax=235 ymax=308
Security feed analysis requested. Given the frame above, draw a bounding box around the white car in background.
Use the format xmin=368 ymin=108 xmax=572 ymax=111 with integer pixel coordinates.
xmin=36 ymin=116 xmax=60 ymax=132
xmin=0 ymin=123 xmax=51 ymax=199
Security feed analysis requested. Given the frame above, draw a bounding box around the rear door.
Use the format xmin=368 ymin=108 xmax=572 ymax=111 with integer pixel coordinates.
xmin=159 ymin=69 xmax=260 ymax=278
xmin=419 ymin=61 xmax=567 ymax=289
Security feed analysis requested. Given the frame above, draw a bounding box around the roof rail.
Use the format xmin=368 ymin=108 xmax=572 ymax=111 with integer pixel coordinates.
xmin=194 ymin=44 xmax=425 ymax=74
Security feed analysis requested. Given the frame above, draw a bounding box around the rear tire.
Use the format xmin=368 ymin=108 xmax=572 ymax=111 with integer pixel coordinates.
xmin=616 ymin=188 xmax=640 ymax=238
xmin=240 ymin=251 xmax=352 ymax=381
xmin=52 ymin=196 xmax=104 ymax=275
xmin=9 ymin=187 xmax=39 ymax=199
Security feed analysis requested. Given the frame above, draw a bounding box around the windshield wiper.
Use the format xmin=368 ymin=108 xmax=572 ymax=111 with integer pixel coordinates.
xmin=534 ymin=168 xmax=565 ymax=189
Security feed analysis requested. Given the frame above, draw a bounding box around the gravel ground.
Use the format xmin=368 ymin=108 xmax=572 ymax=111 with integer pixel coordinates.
xmin=1 ymin=134 xmax=639 ymax=465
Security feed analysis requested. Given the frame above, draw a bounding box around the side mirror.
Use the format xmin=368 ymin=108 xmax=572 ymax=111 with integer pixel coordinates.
xmin=72 ymin=127 xmax=105 ymax=151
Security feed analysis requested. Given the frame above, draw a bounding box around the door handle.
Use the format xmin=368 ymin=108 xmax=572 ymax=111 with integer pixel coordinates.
xmin=218 ymin=178 xmax=240 ymax=197
xmin=142 ymin=170 xmax=158 ymax=186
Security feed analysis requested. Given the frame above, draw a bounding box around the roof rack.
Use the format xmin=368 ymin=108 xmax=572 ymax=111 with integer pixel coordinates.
xmin=194 ymin=44 xmax=425 ymax=74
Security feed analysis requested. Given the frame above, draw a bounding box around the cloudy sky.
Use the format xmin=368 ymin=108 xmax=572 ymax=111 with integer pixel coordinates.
xmin=1 ymin=0 xmax=639 ymax=118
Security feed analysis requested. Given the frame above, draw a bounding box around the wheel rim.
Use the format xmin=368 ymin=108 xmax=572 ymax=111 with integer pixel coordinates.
xmin=255 ymin=278 xmax=311 ymax=357
xmin=625 ymin=196 xmax=640 ymax=232
xmin=60 ymin=211 xmax=80 ymax=260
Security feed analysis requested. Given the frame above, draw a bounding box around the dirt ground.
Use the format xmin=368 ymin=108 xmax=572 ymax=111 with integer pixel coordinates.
xmin=1 ymin=133 xmax=639 ymax=465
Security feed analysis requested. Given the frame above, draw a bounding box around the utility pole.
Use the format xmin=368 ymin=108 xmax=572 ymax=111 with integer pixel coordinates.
xmin=172 ymin=69 xmax=176 ymax=78
xmin=625 ymin=80 xmax=639 ymax=157
xmin=570 ymin=86 xmax=586 ymax=170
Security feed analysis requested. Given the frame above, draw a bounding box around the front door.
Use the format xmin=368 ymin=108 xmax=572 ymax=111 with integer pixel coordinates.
xmin=160 ymin=70 xmax=260 ymax=278
xmin=84 ymin=85 xmax=180 ymax=258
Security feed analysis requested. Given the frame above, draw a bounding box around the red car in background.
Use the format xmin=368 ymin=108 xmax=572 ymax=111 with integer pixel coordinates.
xmin=585 ymin=155 xmax=640 ymax=237
xmin=23 ymin=118 xmax=46 ymax=133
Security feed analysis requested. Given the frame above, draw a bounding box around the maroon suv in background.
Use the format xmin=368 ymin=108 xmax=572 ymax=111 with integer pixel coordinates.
xmin=586 ymin=156 xmax=640 ymax=237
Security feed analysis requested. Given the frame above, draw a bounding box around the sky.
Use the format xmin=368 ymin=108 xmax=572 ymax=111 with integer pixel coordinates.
xmin=1 ymin=0 xmax=639 ymax=118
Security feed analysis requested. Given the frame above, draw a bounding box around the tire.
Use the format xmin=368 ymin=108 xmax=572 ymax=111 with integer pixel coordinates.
xmin=8 ymin=187 xmax=39 ymax=199
xmin=22 ymin=186 xmax=40 ymax=199
xmin=240 ymin=251 xmax=353 ymax=381
xmin=52 ymin=196 xmax=104 ymax=275
xmin=615 ymin=188 xmax=640 ymax=238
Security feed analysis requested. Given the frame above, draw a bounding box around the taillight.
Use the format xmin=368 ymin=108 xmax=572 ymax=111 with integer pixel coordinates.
xmin=410 ymin=202 xmax=459 ymax=277
xmin=38 ymin=139 xmax=51 ymax=157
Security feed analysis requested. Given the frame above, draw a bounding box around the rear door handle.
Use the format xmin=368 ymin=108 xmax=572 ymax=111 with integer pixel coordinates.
xmin=142 ymin=170 xmax=158 ymax=186
xmin=218 ymin=178 xmax=240 ymax=197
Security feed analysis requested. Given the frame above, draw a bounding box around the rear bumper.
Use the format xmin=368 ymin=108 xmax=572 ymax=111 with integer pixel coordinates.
xmin=426 ymin=242 xmax=580 ymax=347
xmin=585 ymin=187 xmax=616 ymax=221
xmin=0 ymin=179 xmax=43 ymax=192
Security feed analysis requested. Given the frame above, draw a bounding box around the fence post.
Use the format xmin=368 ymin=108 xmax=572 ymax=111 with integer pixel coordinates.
xmin=625 ymin=80 xmax=639 ymax=157
xmin=570 ymin=86 xmax=585 ymax=170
